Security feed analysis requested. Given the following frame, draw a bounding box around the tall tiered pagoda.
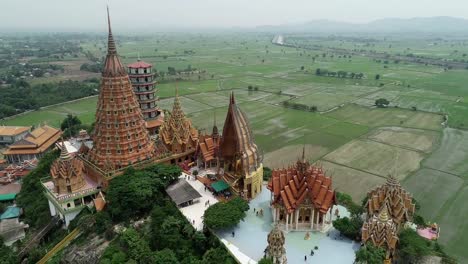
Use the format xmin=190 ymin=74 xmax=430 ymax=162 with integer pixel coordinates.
xmin=127 ymin=59 xmax=162 ymax=135
xmin=158 ymin=87 xmax=199 ymax=164
xmin=267 ymin=149 xmax=336 ymax=232
xmin=365 ymin=175 xmax=415 ymax=228
xmin=86 ymin=8 xmax=154 ymax=173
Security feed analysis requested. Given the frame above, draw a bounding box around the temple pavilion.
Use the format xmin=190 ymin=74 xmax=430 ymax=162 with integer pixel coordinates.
xmin=197 ymin=93 xmax=263 ymax=200
xmin=267 ymin=149 xmax=336 ymax=232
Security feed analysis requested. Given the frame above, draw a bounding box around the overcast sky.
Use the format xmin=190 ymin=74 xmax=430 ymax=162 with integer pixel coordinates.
xmin=1 ymin=0 xmax=468 ymax=31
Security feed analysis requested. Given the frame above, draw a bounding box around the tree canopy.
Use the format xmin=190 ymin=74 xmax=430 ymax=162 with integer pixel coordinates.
xmin=203 ymin=197 xmax=249 ymax=230
xmin=106 ymin=164 xmax=181 ymax=221
xmin=355 ymin=243 xmax=386 ymax=264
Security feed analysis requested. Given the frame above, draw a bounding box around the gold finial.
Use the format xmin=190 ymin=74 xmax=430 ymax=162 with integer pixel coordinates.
xmin=378 ymin=204 xmax=390 ymax=222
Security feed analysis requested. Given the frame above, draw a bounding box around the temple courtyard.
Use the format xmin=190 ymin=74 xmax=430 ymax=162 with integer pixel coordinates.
xmin=178 ymin=172 xmax=359 ymax=264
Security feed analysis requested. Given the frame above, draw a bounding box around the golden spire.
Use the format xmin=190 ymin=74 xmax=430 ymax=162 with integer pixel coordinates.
xmin=378 ymin=204 xmax=390 ymax=222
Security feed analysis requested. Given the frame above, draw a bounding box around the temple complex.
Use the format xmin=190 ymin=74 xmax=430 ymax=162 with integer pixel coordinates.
xmin=267 ymin=149 xmax=336 ymax=232
xmin=2 ymin=125 xmax=61 ymax=164
xmin=158 ymin=87 xmax=199 ymax=164
xmin=361 ymin=204 xmax=398 ymax=262
xmin=85 ymin=8 xmax=155 ymax=177
xmin=127 ymin=59 xmax=163 ymax=135
xmin=365 ymin=175 xmax=415 ymax=228
xmin=197 ymin=93 xmax=263 ymax=199
xmin=265 ymin=224 xmax=288 ymax=264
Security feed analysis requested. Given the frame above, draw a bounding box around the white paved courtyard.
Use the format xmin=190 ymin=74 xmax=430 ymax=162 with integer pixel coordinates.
xmin=178 ymin=173 xmax=218 ymax=231
xmin=174 ymin=174 xmax=359 ymax=264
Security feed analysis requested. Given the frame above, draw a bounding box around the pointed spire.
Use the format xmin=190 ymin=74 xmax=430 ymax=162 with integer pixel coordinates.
xmin=107 ymin=6 xmax=117 ymax=55
xmin=212 ymin=111 xmax=219 ymax=136
xmin=301 ymin=145 xmax=305 ymax=162
xmin=59 ymin=138 xmax=71 ymax=161
xmin=230 ymin=91 xmax=236 ymax=105
xmin=137 ymin=52 xmax=141 ymax=61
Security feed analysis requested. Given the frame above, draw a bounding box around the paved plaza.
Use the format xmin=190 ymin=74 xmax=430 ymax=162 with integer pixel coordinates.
xmin=175 ymin=173 xmax=359 ymax=263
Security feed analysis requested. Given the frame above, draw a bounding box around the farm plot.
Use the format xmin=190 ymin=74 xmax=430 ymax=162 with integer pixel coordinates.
xmin=317 ymin=161 xmax=386 ymax=202
xmin=263 ymin=144 xmax=330 ymax=169
xmin=216 ymin=89 xmax=271 ymax=102
xmin=403 ymin=168 xmax=463 ymax=220
xmin=160 ymin=96 xmax=212 ymax=114
xmin=186 ymin=92 xmax=230 ymax=107
xmin=436 ymin=186 xmax=468 ymax=263
xmin=367 ymin=127 xmax=439 ymax=153
xmin=292 ymin=92 xmax=357 ymax=111
xmin=2 ymin=96 xmax=98 ymax=127
xmin=323 ymin=139 xmax=425 ymax=180
xmin=423 ymin=128 xmax=468 ymax=178
xmin=326 ymin=104 xmax=443 ymax=131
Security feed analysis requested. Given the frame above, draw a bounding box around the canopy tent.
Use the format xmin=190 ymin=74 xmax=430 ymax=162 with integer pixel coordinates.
xmin=0 ymin=193 xmax=16 ymax=202
xmin=0 ymin=206 xmax=21 ymax=220
xmin=211 ymin=180 xmax=230 ymax=192
xmin=166 ymin=180 xmax=202 ymax=207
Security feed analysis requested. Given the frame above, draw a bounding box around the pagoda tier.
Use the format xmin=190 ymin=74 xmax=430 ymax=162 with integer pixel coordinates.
xmin=362 ymin=205 xmax=399 ymax=260
xmin=87 ymin=9 xmax=154 ymax=171
xmin=128 ymin=60 xmax=161 ymax=124
xmin=365 ymin=175 xmax=415 ymax=227
xmin=158 ymin=88 xmax=198 ymax=162
xmin=50 ymin=143 xmax=86 ymax=194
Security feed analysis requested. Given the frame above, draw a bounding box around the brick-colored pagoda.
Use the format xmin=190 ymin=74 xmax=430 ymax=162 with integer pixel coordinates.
xmin=158 ymin=87 xmax=198 ymax=164
xmin=50 ymin=143 xmax=86 ymax=194
xmin=127 ymin=60 xmax=163 ymax=135
xmin=362 ymin=204 xmax=399 ymax=262
xmin=267 ymin=149 xmax=336 ymax=231
xmin=365 ymin=175 xmax=415 ymax=228
xmin=87 ymin=9 xmax=154 ymax=171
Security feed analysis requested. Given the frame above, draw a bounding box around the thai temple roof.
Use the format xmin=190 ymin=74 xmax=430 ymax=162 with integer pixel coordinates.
xmin=87 ymin=7 xmax=154 ymax=169
xmin=219 ymin=92 xmax=261 ymax=175
xmin=362 ymin=204 xmax=399 ymax=258
xmin=267 ymin=153 xmax=335 ymax=214
xmin=159 ymin=86 xmax=198 ymax=153
xmin=366 ymin=175 xmax=415 ymax=226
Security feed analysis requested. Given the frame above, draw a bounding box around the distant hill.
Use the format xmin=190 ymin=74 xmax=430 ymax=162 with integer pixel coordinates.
xmin=256 ymin=16 xmax=468 ymax=34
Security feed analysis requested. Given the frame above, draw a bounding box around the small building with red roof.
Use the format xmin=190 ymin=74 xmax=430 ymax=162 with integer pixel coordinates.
xmin=267 ymin=149 xmax=336 ymax=232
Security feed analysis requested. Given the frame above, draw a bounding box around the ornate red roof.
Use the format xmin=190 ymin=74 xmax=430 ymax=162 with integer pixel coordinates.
xmin=267 ymin=157 xmax=335 ymax=214
xmin=127 ymin=61 xmax=152 ymax=68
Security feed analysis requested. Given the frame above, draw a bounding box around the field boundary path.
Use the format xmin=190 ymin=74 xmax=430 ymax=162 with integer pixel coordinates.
xmin=37 ymin=228 xmax=80 ymax=264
